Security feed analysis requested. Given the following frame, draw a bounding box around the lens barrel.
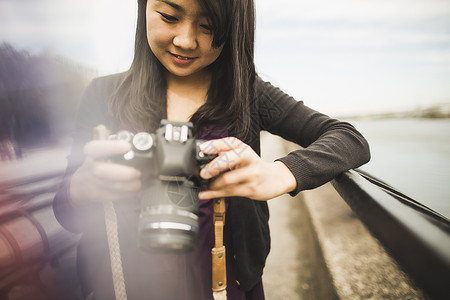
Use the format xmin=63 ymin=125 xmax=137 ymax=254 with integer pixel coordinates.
xmin=138 ymin=180 xmax=199 ymax=252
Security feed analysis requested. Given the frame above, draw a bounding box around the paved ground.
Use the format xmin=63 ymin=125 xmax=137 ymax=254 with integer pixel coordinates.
xmin=260 ymin=132 xmax=336 ymax=300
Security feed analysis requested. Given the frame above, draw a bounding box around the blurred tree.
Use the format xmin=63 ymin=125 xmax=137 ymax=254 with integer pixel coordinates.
xmin=0 ymin=43 xmax=95 ymax=154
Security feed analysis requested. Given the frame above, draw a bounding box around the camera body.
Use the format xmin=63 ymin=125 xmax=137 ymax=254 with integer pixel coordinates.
xmin=111 ymin=120 xmax=216 ymax=253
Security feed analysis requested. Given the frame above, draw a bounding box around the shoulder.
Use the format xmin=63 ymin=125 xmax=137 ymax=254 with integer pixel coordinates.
xmin=75 ymin=72 xmax=127 ymax=126
xmin=253 ymin=75 xmax=299 ymax=123
xmin=254 ymin=75 xmax=295 ymax=104
xmin=80 ymin=72 xmax=127 ymax=107
xmin=254 ymin=75 xmax=270 ymax=96
xmin=87 ymin=72 xmax=127 ymax=95
xmin=254 ymin=75 xmax=280 ymax=94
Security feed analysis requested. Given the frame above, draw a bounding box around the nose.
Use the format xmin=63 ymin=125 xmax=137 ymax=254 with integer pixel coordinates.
xmin=173 ymin=23 xmax=198 ymax=50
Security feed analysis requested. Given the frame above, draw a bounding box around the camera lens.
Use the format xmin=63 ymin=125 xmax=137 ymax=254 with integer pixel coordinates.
xmin=138 ymin=181 xmax=199 ymax=253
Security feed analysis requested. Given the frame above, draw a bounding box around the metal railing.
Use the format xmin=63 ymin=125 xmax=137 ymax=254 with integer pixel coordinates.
xmin=332 ymin=170 xmax=450 ymax=300
xmin=0 ymin=171 xmax=81 ymax=299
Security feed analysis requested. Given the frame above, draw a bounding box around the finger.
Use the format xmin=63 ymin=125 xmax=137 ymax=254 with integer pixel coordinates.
xmin=208 ymin=167 xmax=250 ymax=190
xmin=92 ymin=161 xmax=141 ymax=181
xmin=200 ymin=167 xmax=252 ymax=200
xmin=198 ymin=184 xmax=251 ymax=200
xmin=200 ymin=153 xmax=237 ymax=179
xmin=200 ymin=137 xmax=246 ymax=154
xmin=70 ymin=166 xmax=141 ymax=206
xmin=200 ymin=147 xmax=252 ymax=179
xmin=84 ymin=140 xmax=131 ymax=160
xmin=96 ymin=177 xmax=142 ymax=193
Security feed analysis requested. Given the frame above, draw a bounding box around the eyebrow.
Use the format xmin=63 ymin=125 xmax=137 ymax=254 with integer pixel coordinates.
xmin=157 ymin=0 xmax=185 ymax=13
xmin=156 ymin=0 xmax=209 ymax=17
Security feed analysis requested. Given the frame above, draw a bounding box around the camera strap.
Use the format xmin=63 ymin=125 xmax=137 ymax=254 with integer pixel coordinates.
xmin=94 ymin=125 xmax=129 ymax=300
xmin=212 ymin=198 xmax=227 ymax=299
xmin=104 ymin=201 xmax=128 ymax=300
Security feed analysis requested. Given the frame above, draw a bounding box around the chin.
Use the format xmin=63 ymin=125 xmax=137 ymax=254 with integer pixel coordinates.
xmin=168 ymin=67 xmax=200 ymax=78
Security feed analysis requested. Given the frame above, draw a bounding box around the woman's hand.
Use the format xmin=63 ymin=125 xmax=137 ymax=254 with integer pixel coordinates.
xmin=198 ymin=137 xmax=297 ymax=201
xmin=69 ymin=140 xmax=142 ymax=207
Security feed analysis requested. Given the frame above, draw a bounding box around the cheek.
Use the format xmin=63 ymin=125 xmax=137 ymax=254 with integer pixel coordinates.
xmin=198 ymin=36 xmax=223 ymax=60
xmin=208 ymin=45 xmax=224 ymax=62
xmin=146 ymin=15 xmax=173 ymax=52
xmin=147 ymin=28 xmax=173 ymax=52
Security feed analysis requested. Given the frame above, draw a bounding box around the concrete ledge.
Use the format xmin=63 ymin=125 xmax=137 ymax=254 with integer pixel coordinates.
xmin=302 ymin=183 xmax=428 ymax=299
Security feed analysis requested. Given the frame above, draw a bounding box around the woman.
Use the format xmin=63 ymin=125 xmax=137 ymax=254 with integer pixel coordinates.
xmin=54 ymin=0 xmax=370 ymax=299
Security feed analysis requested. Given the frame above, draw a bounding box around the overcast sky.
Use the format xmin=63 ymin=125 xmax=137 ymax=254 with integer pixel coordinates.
xmin=1 ymin=0 xmax=449 ymax=116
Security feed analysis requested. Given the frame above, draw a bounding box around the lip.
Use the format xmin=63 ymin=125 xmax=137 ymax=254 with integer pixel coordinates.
xmin=170 ymin=52 xmax=197 ymax=66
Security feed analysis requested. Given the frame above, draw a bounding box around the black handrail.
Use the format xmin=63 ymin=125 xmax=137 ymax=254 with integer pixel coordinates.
xmin=332 ymin=170 xmax=450 ymax=300
xmin=356 ymin=169 xmax=450 ymax=225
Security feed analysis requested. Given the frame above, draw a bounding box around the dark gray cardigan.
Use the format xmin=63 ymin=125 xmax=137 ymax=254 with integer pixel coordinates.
xmin=53 ymin=73 xmax=370 ymax=295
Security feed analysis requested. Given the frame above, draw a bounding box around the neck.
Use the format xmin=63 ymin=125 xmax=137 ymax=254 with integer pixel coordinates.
xmin=165 ymin=69 xmax=212 ymax=122
xmin=165 ymin=69 xmax=211 ymax=96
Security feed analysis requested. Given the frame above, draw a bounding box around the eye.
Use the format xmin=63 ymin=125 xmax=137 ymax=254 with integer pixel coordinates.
xmin=200 ymin=24 xmax=213 ymax=33
xmin=158 ymin=12 xmax=178 ymax=22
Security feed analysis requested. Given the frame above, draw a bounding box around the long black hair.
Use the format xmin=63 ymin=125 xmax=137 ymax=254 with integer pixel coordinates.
xmin=109 ymin=0 xmax=256 ymax=139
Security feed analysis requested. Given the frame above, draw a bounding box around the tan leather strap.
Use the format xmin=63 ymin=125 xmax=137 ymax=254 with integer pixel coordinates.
xmin=212 ymin=198 xmax=227 ymax=294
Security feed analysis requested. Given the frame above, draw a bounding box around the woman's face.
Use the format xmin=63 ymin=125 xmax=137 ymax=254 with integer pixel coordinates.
xmin=146 ymin=0 xmax=224 ymax=79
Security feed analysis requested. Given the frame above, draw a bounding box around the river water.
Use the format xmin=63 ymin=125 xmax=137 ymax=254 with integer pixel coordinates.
xmin=348 ymin=118 xmax=450 ymax=220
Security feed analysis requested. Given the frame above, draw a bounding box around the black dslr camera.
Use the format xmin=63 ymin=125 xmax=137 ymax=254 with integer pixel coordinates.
xmin=111 ymin=120 xmax=216 ymax=253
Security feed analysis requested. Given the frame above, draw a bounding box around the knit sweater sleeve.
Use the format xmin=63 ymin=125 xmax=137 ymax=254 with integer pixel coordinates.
xmin=256 ymin=77 xmax=371 ymax=194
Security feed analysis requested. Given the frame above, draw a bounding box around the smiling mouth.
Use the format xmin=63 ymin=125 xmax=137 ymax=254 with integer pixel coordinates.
xmin=171 ymin=53 xmax=195 ymax=60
